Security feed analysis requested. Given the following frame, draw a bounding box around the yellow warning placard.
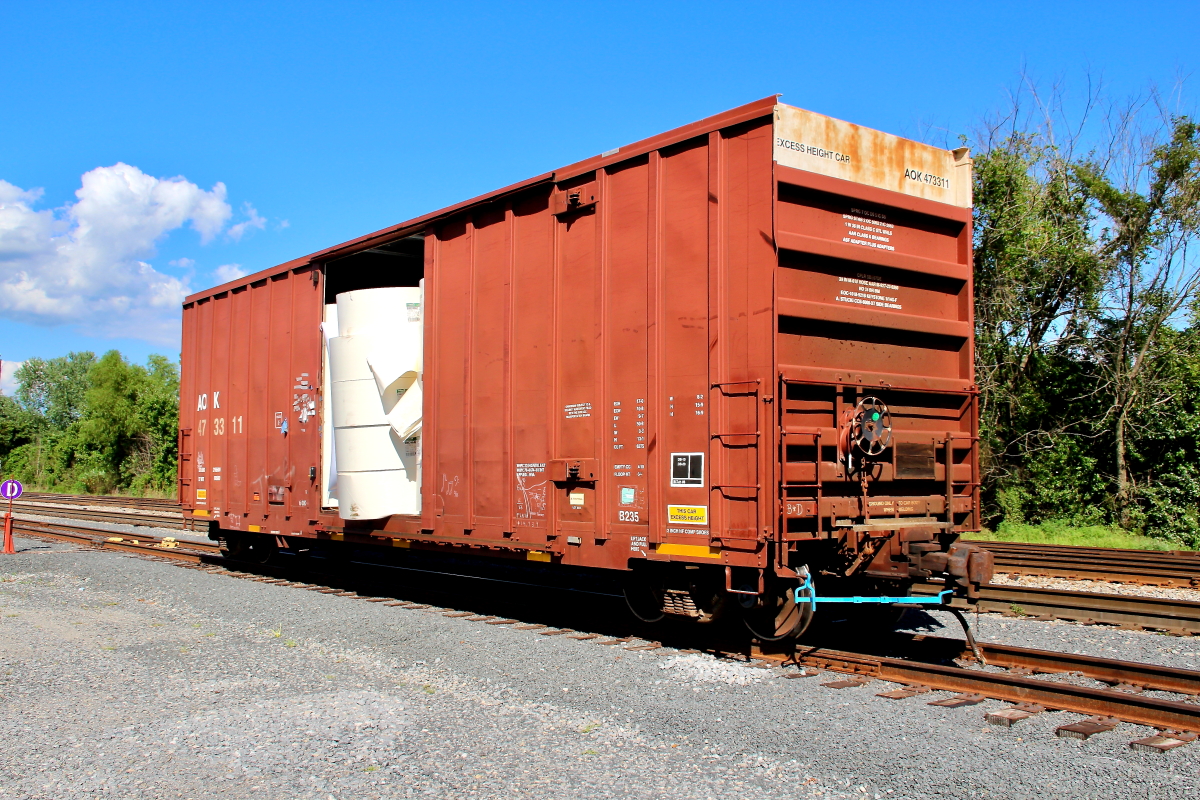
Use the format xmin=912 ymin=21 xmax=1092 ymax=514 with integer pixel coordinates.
xmin=667 ymin=505 xmax=708 ymax=525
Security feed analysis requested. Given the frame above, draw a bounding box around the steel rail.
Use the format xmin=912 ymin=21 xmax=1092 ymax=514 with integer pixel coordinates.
xmin=21 ymin=491 xmax=181 ymax=511
xmin=10 ymin=519 xmax=215 ymax=561
xmin=989 ymin=556 xmax=1199 ymax=588
xmin=14 ymin=500 xmax=1200 ymax=634
xmin=879 ymin=633 xmax=1200 ymax=695
xmin=968 ymin=540 xmax=1200 ymax=560
xmin=10 ymin=501 xmax=188 ymax=530
xmin=761 ymin=645 xmax=1200 ymax=733
xmin=967 ymin=539 xmax=1200 ymax=587
xmin=914 ymin=581 xmax=1200 ymax=635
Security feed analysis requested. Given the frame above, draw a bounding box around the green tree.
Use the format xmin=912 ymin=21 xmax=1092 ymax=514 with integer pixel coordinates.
xmin=1075 ymin=116 xmax=1200 ymax=524
xmin=971 ymin=80 xmax=1200 ymax=545
xmin=0 ymin=350 xmax=178 ymax=496
xmin=14 ymin=352 xmax=96 ymax=429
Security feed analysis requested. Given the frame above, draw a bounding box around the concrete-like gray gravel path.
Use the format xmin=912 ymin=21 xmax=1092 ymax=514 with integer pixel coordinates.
xmin=1 ymin=533 xmax=1197 ymax=800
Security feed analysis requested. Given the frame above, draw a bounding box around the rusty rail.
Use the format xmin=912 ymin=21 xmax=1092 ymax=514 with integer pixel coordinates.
xmin=969 ymin=539 xmax=1200 ymax=588
xmin=9 ymin=519 xmax=215 ymax=561
xmin=913 ymin=581 xmax=1200 ymax=635
xmin=22 ymin=491 xmax=180 ymax=511
xmin=10 ymin=501 xmax=187 ymax=530
xmin=767 ymin=644 xmax=1200 ymax=732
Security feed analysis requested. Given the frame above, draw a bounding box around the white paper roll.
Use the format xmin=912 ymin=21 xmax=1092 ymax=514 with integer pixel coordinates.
xmin=327 ymin=335 xmax=374 ymax=383
xmin=330 ymin=378 xmax=389 ymax=428
xmin=367 ymin=336 xmax=422 ymax=394
xmin=336 ymin=470 xmax=419 ymax=519
xmin=334 ymin=424 xmax=408 ymax=472
xmin=327 ymin=286 xmax=424 ymax=520
xmin=337 ymin=287 xmax=423 ymax=336
xmin=388 ymin=376 xmax=423 ymax=440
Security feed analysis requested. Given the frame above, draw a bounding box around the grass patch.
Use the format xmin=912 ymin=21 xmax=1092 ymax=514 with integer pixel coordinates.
xmin=969 ymin=520 xmax=1189 ymax=550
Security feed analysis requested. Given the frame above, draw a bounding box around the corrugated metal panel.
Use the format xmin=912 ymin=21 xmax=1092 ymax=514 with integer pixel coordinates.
xmin=180 ymin=98 xmax=980 ymax=581
xmin=414 ymin=116 xmax=777 ymax=568
xmin=180 ymin=268 xmax=323 ymax=530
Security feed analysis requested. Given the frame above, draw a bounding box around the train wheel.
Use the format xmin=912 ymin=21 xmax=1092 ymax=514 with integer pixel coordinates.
xmin=741 ymin=579 xmax=812 ymax=641
xmin=220 ymin=532 xmax=251 ymax=559
xmin=248 ymin=535 xmax=279 ymax=565
xmin=623 ymin=573 xmax=666 ymax=623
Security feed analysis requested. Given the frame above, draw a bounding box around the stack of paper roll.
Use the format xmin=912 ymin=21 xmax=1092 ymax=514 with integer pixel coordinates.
xmin=327 ymin=285 xmax=423 ymax=519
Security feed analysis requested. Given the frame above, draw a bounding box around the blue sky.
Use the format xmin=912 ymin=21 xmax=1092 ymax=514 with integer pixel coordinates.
xmin=0 ymin=0 xmax=1196 ymax=381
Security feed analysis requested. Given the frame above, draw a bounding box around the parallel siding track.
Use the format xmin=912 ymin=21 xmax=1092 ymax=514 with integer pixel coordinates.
xmin=969 ymin=539 xmax=1200 ymax=588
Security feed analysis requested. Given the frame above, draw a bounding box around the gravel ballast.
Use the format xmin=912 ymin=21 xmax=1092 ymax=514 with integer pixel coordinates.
xmin=1 ymin=534 xmax=1198 ymax=800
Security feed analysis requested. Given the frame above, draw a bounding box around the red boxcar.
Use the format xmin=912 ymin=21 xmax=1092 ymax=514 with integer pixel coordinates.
xmin=180 ymin=96 xmax=993 ymax=637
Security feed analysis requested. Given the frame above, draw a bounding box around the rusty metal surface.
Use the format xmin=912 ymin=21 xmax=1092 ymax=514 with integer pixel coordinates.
xmin=888 ymin=633 xmax=1200 ymax=695
xmin=179 ymin=98 xmax=982 ymax=583
xmin=773 ymin=105 xmax=972 ymax=207
xmin=969 ymin=539 xmax=1200 ymax=587
xmin=782 ymin=645 xmax=1200 ymax=732
xmin=180 ymin=266 xmax=324 ymax=533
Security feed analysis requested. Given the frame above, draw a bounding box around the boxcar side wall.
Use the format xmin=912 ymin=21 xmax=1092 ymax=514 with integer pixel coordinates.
xmin=178 ymin=98 xmax=987 ymax=603
xmin=402 ymin=118 xmax=778 ymax=570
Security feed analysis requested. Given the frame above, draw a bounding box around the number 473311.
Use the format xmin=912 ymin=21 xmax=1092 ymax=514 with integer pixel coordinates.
xmin=198 ymin=416 xmax=243 ymax=436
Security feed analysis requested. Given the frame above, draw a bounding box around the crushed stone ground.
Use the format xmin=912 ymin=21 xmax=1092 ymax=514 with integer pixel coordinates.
xmin=1 ymin=534 xmax=1198 ymax=800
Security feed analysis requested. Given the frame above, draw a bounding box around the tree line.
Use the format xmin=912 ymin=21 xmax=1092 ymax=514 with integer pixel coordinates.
xmin=972 ymin=84 xmax=1200 ymax=546
xmin=0 ymin=352 xmax=179 ymax=496
xmin=0 ymin=84 xmax=1195 ymax=543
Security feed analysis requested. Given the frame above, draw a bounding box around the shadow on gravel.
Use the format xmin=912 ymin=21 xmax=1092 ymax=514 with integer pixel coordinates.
xmin=893 ymin=608 xmax=948 ymax=633
xmin=194 ymin=543 xmax=970 ymax=668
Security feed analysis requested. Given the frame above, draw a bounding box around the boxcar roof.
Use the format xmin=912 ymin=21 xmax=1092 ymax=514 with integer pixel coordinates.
xmin=183 ymin=95 xmax=781 ymax=305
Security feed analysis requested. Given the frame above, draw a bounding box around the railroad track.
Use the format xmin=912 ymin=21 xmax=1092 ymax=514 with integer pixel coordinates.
xmin=9 ymin=518 xmax=215 ymax=559
xmin=9 ymin=499 xmax=190 ymax=530
xmin=10 ymin=500 xmax=1200 ymax=636
xmin=22 ymin=491 xmax=181 ymax=511
xmin=914 ymin=580 xmax=1200 ymax=635
xmin=969 ymin=539 xmax=1200 ymax=588
xmin=18 ymin=491 xmax=1200 ymax=589
xmin=761 ymin=639 xmax=1200 ymax=741
xmin=7 ymin=519 xmax=1200 ymax=744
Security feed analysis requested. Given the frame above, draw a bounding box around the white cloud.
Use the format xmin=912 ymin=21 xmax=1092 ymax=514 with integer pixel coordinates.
xmin=169 ymin=257 xmax=195 ymax=269
xmin=0 ymin=163 xmax=238 ymax=344
xmin=227 ymin=202 xmax=266 ymax=242
xmin=213 ymin=263 xmax=247 ymax=283
xmin=0 ymin=360 xmax=21 ymax=397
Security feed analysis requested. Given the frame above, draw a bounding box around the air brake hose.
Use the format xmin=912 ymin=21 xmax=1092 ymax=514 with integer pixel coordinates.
xmin=792 ymin=574 xmax=953 ymax=609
